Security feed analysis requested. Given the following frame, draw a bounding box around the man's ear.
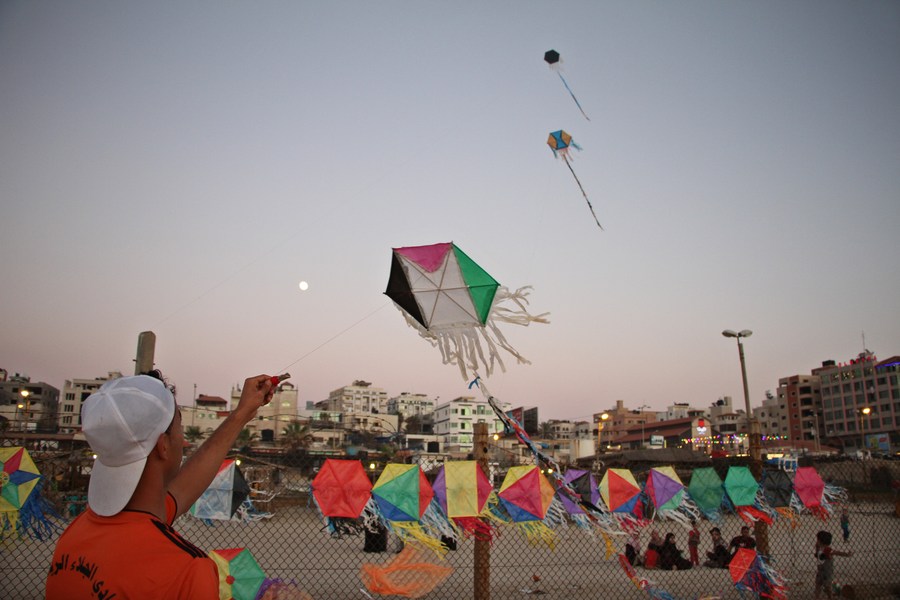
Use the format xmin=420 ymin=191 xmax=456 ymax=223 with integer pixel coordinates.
xmin=153 ymin=433 xmax=170 ymax=460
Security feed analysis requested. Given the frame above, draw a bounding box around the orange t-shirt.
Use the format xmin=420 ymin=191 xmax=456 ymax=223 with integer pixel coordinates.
xmin=45 ymin=494 xmax=219 ymax=600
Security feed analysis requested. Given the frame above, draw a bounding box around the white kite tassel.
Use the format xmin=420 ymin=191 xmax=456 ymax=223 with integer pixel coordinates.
xmin=389 ymin=285 xmax=549 ymax=380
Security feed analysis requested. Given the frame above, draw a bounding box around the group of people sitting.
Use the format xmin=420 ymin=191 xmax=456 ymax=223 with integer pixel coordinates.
xmin=703 ymin=525 xmax=757 ymax=568
xmin=624 ymin=525 xmax=756 ymax=571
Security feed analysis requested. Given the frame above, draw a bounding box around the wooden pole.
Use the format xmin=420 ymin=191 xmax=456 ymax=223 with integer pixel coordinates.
xmin=474 ymin=422 xmax=491 ymax=600
xmin=135 ymin=331 xmax=156 ymax=375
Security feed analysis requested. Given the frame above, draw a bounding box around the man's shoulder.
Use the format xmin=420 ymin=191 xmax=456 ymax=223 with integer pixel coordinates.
xmin=47 ymin=511 xmax=217 ymax=600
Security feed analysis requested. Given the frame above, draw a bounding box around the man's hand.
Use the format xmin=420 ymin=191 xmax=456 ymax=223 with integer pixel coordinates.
xmin=232 ymin=374 xmax=275 ymax=423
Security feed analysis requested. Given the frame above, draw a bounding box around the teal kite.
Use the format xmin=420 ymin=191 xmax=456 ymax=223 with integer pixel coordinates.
xmin=688 ymin=467 xmax=725 ymax=520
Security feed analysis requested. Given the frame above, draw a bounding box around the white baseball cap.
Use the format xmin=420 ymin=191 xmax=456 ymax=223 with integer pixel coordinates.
xmin=82 ymin=375 xmax=176 ymax=516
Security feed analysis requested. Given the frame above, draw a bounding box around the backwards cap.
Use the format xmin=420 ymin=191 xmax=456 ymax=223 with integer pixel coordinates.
xmin=82 ymin=375 xmax=175 ymax=516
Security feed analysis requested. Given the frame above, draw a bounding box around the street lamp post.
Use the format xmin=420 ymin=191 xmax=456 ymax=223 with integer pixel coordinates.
xmin=598 ymin=412 xmax=609 ymax=454
xmin=859 ymin=407 xmax=871 ymax=453
xmin=723 ymin=329 xmax=768 ymax=555
xmin=637 ymin=405 xmax=650 ymax=449
xmin=722 ymin=330 xmax=759 ymax=460
xmin=17 ymin=390 xmax=30 ymax=432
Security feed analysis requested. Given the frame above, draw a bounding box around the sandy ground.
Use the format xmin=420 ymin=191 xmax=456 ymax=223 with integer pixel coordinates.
xmin=3 ymin=501 xmax=898 ymax=599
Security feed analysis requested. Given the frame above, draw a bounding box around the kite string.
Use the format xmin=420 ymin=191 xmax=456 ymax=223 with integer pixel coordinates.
xmin=563 ymin=155 xmax=603 ymax=230
xmin=275 ymin=302 xmax=390 ymax=374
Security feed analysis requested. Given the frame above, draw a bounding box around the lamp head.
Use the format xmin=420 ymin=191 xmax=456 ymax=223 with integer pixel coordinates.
xmin=601 ymin=413 xmax=610 ymax=421
xmin=722 ymin=330 xmax=737 ymax=338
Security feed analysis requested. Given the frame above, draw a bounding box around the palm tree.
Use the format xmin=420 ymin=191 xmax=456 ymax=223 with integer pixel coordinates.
xmin=405 ymin=414 xmax=422 ymax=434
xmin=184 ymin=425 xmax=203 ymax=445
xmin=234 ymin=427 xmax=259 ymax=450
xmin=539 ymin=421 xmax=554 ymax=439
xmin=280 ymin=420 xmax=313 ymax=453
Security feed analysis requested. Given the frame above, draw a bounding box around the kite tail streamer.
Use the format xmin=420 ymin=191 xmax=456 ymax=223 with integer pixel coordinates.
xmin=737 ymin=506 xmax=775 ymax=525
xmin=361 ymin=545 xmax=454 ymax=599
xmin=389 ymin=522 xmax=449 ymax=557
xmin=420 ymin=502 xmax=457 ymax=544
xmin=2 ymin=477 xmax=65 ymax=541
xmin=556 ymin=71 xmax=591 ymax=121
xmin=396 ymin=286 xmax=548 ymax=380
xmin=451 ymin=517 xmax=495 ymax=542
xmin=562 ymin=155 xmax=603 ymax=229
xmin=749 ymin=489 xmax=777 ymax=524
xmin=657 ymin=507 xmax=695 ymax=529
xmin=512 ymin=520 xmax=558 ymax=549
xmin=618 ymin=554 xmax=679 ymax=600
xmin=736 ymin=555 xmax=789 ymax=600
xmin=823 ymin=482 xmax=848 ymax=514
xmin=601 ymin=530 xmax=616 ymax=560
xmin=774 ymin=507 xmax=799 ymax=529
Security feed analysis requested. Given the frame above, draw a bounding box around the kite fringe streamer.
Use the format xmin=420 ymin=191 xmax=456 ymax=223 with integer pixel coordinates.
xmin=361 ymin=544 xmax=454 ymax=599
xmin=737 ymin=505 xmax=775 ymax=525
xmin=398 ymin=286 xmax=548 ymax=380
xmin=773 ymin=507 xmax=799 ymax=529
xmin=2 ymin=476 xmax=65 ymax=542
xmin=735 ymin=554 xmax=789 ymax=600
xmin=510 ymin=519 xmax=558 ymax=549
xmin=376 ymin=502 xmax=454 ymax=558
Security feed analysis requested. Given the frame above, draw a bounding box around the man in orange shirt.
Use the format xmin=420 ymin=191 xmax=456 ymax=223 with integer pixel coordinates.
xmin=46 ymin=371 xmax=277 ymax=599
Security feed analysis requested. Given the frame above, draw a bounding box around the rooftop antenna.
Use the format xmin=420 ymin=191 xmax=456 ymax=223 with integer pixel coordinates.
xmin=861 ymin=330 xmax=868 ymax=353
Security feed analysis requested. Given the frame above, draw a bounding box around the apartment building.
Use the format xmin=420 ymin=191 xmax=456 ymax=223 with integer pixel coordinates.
xmin=432 ymin=396 xmax=508 ymax=452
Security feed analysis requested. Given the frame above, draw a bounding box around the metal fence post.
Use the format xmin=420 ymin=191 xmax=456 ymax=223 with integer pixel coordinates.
xmin=474 ymin=422 xmax=491 ymax=600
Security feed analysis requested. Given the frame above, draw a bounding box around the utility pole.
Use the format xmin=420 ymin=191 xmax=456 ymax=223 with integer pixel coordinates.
xmin=134 ymin=331 xmax=156 ymax=375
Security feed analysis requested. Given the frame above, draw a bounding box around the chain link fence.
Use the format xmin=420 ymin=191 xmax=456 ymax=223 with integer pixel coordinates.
xmin=3 ymin=443 xmax=899 ymax=599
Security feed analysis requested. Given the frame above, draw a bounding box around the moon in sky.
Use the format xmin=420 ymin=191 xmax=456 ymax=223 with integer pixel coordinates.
xmin=298 ymin=281 xmax=309 ymax=291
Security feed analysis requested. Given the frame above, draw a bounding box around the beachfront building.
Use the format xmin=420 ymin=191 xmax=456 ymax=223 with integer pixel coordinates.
xmin=232 ymin=381 xmax=300 ymax=443
xmin=545 ymin=419 xmax=576 ymax=439
xmin=55 ymin=372 xmax=122 ymax=434
xmin=597 ymin=400 xmax=658 ymax=445
xmin=318 ymin=380 xmax=389 ymax=415
xmin=660 ymin=402 xmax=707 ymax=421
xmin=755 ymin=390 xmax=784 ymax=439
xmin=183 ymin=394 xmax=228 ymax=438
xmin=0 ymin=374 xmax=60 ymax=434
xmin=432 ymin=396 xmax=509 ymax=452
xmin=815 ymin=352 xmax=900 ymax=454
xmin=776 ymin=374 xmax=822 ymax=447
xmin=614 ymin=417 xmax=695 ymax=450
xmin=387 ymin=392 xmax=435 ymax=419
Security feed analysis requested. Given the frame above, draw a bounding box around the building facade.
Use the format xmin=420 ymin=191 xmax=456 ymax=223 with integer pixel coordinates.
xmin=0 ymin=375 xmax=60 ymax=433
xmin=233 ymin=381 xmax=300 ymax=443
xmin=319 ymin=380 xmax=389 ymax=415
xmin=776 ymin=374 xmax=822 ymax=446
xmin=56 ymin=372 xmax=123 ymax=433
xmin=815 ymin=352 xmax=900 ymax=453
xmin=597 ymin=400 xmax=658 ymax=444
xmin=432 ymin=396 xmax=508 ymax=452
xmin=387 ymin=392 xmax=435 ymax=418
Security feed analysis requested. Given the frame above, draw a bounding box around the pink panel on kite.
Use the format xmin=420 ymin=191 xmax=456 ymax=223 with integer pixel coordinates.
xmin=394 ymin=243 xmax=452 ymax=273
